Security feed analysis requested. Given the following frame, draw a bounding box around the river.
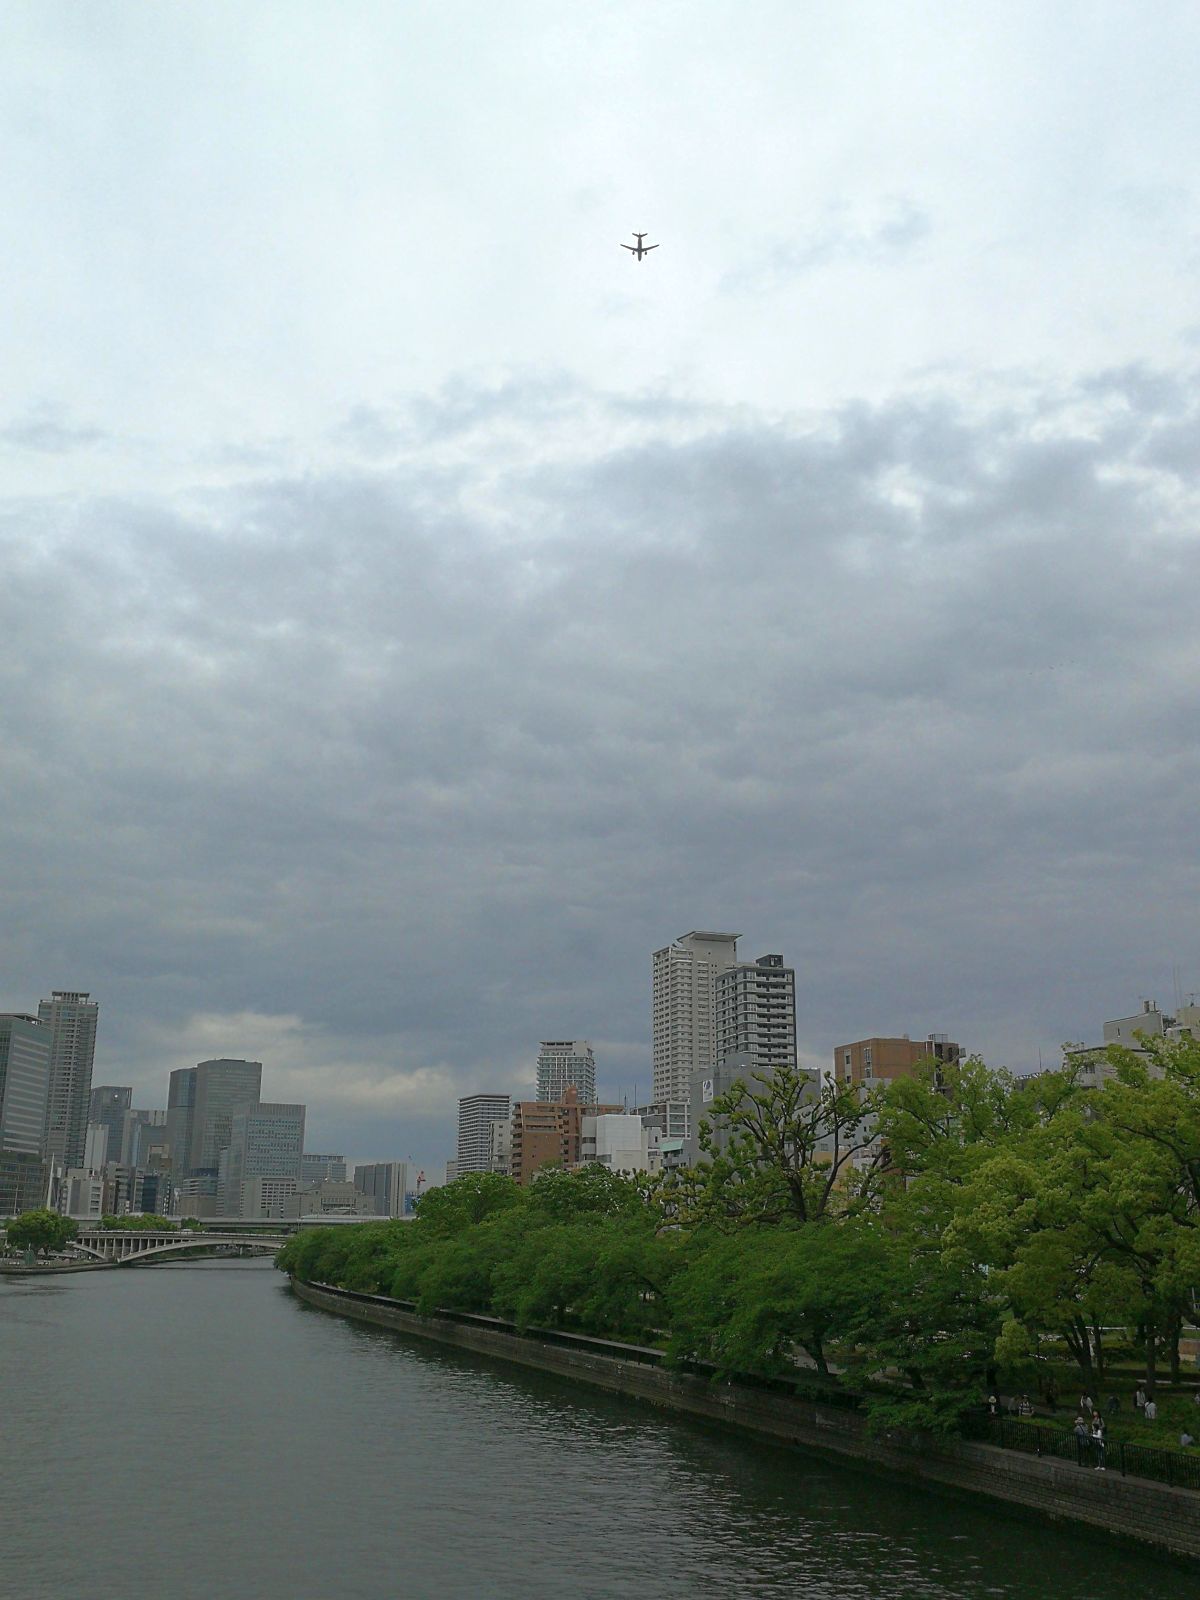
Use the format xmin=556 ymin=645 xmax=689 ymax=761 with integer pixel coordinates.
xmin=1 ymin=1260 xmax=1194 ymax=1599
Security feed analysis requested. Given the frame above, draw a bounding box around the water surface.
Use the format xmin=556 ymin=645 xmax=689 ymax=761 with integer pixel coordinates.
xmin=1 ymin=1262 xmax=1193 ymax=1598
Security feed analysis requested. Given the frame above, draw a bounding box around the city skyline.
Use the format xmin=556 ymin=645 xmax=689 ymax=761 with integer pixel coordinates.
xmin=2 ymin=6 xmax=1199 ymax=1170
xmin=10 ymin=964 xmax=1195 ymax=1175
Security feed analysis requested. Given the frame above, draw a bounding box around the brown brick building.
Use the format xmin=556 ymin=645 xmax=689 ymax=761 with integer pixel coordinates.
xmin=832 ymin=1033 xmax=962 ymax=1089
xmin=510 ymin=1085 xmax=623 ymax=1185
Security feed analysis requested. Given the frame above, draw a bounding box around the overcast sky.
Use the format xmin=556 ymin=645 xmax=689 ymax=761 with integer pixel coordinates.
xmin=3 ymin=3 xmax=1199 ymax=1168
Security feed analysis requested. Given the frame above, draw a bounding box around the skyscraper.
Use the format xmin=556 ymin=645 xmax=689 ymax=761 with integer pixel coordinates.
xmin=166 ymin=1065 xmax=198 ymax=1179
xmin=0 ymin=1014 xmax=51 ymax=1156
xmin=535 ymin=1040 xmax=596 ymax=1103
xmin=39 ymin=990 xmax=99 ymax=1170
xmin=353 ymin=1160 xmax=420 ymax=1217
xmin=457 ymin=1093 xmax=511 ymax=1175
xmin=168 ymin=1058 xmax=262 ymax=1178
xmin=715 ymin=953 xmax=797 ymax=1076
xmin=224 ymin=1101 xmax=305 ymax=1217
xmin=651 ymin=932 xmax=738 ymax=1105
xmin=89 ymin=1085 xmax=132 ymax=1168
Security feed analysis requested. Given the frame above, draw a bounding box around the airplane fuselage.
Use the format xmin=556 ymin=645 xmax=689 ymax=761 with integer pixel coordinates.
xmin=621 ymin=232 xmax=658 ymax=260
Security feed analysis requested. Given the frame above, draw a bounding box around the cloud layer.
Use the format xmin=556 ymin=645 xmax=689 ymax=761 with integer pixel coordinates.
xmin=2 ymin=368 xmax=1198 ymax=1159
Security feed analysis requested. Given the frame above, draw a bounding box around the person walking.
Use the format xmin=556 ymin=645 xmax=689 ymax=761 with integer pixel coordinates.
xmin=987 ymin=1392 xmax=999 ymax=1417
xmin=1144 ymin=1397 xmax=1158 ymax=1422
xmin=1134 ymin=1384 xmax=1147 ymax=1412
xmin=1091 ymin=1413 xmax=1107 ymax=1470
xmin=1043 ymin=1377 xmax=1058 ymax=1413
xmin=1018 ymin=1393 xmax=1033 ymax=1417
xmin=1073 ymin=1414 xmax=1090 ymax=1467
xmin=1080 ymin=1391 xmax=1093 ymax=1417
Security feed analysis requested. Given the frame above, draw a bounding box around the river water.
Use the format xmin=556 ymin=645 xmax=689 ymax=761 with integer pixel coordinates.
xmin=1 ymin=1261 xmax=1194 ymax=1599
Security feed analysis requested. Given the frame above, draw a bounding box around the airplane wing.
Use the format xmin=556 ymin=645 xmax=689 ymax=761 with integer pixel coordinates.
xmin=643 ymin=243 xmax=659 ymax=251
xmin=620 ymin=243 xmax=636 ymax=251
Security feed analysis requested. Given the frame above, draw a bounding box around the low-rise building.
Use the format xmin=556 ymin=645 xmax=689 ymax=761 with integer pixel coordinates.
xmin=1064 ymin=998 xmax=1200 ymax=1086
xmin=578 ymin=1112 xmax=660 ymax=1175
xmin=290 ymin=1181 xmax=373 ymax=1217
xmin=833 ymin=1033 xmax=962 ymax=1089
xmin=301 ymin=1153 xmax=347 ymax=1184
xmin=510 ymin=1087 xmax=623 ymax=1185
xmin=239 ymin=1176 xmax=299 ymax=1220
xmin=632 ymin=1100 xmax=689 ymax=1142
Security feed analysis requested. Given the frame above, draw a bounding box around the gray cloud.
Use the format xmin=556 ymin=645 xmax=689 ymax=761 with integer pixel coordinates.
xmin=2 ymin=403 xmax=105 ymax=454
xmin=1 ymin=367 xmax=1198 ymax=1162
xmin=719 ymin=200 xmax=932 ymax=294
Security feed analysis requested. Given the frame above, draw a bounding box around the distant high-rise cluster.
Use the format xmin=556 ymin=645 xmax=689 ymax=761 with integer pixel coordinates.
xmin=5 ymin=948 xmax=1195 ymax=1230
xmin=0 ymin=983 xmax=450 ymax=1225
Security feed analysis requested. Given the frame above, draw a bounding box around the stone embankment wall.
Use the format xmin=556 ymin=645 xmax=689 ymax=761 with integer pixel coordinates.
xmin=290 ymin=1277 xmax=1200 ymax=1564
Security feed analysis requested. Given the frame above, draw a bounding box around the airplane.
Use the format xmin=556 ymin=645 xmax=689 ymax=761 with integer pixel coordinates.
xmin=620 ymin=232 xmax=659 ymax=260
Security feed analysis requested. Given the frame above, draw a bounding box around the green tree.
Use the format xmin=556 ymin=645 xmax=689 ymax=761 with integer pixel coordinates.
xmin=413 ymin=1172 xmax=525 ymax=1234
xmin=524 ymin=1164 xmax=649 ymax=1222
xmin=687 ymin=1064 xmax=883 ymax=1228
xmin=99 ymin=1213 xmax=178 ymax=1230
xmin=6 ymin=1209 xmax=79 ymax=1256
xmin=667 ymin=1223 xmax=878 ymax=1379
xmin=847 ymin=1193 xmax=1002 ymax=1432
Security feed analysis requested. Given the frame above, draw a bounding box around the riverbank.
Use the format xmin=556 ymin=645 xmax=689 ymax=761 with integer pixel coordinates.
xmin=0 ymin=1258 xmax=110 ymax=1274
xmin=289 ymin=1276 xmax=1200 ymax=1565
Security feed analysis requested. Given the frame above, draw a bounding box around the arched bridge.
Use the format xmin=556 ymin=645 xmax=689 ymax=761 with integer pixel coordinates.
xmin=73 ymin=1229 xmax=288 ymax=1265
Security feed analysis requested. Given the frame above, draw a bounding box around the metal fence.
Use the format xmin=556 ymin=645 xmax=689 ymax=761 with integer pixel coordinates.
xmin=962 ymin=1412 xmax=1200 ymax=1491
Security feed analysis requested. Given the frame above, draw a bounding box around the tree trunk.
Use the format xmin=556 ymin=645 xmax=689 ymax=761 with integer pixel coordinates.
xmin=1091 ymin=1321 xmax=1105 ymax=1380
xmin=1065 ymin=1317 xmax=1094 ymax=1390
xmin=1168 ymin=1311 xmax=1182 ymax=1384
xmin=1144 ymin=1315 xmax=1157 ymax=1399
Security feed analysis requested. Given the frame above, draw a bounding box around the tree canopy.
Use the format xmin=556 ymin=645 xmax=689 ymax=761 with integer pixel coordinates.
xmin=6 ymin=1209 xmax=79 ymax=1256
xmin=278 ymin=1035 xmax=1200 ymax=1434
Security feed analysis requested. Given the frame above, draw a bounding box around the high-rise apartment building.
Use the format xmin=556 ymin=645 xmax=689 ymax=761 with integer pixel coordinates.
xmin=39 ymin=991 xmax=99 ymax=1170
xmin=535 ymin=1040 xmax=596 ymax=1104
xmin=223 ymin=1102 xmax=304 ymax=1216
xmin=0 ymin=1014 xmax=52 ymax=1156
xmin=88 ymin=1086 xmax=132 ymax=1168
xmin=457 ymin=1093 xmax=512 ymax=1176
xmin=489 ymin=1118 xmax=512 ymax=1176
xmin=651 ymin=932 xmax=739 ymax=1104
xmin=715 ymin=954 xmax=797 ymax=1077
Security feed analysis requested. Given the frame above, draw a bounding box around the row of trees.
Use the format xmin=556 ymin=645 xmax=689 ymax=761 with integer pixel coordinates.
xmin=278 ymin=1033 xmax=1200 ymax=1433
